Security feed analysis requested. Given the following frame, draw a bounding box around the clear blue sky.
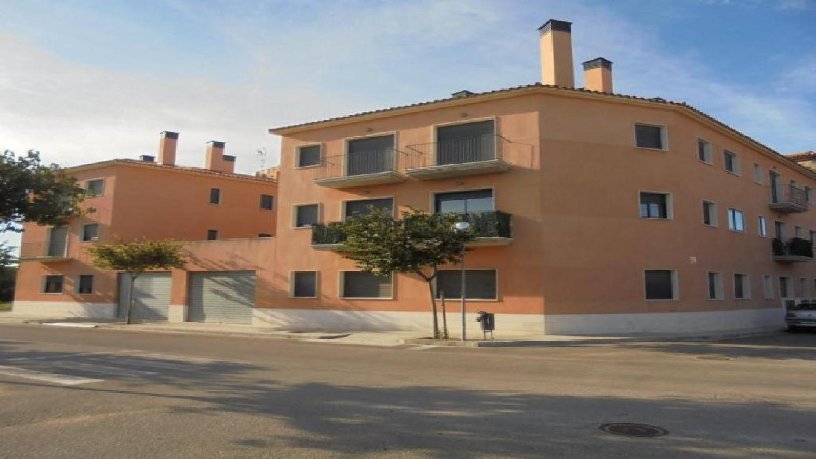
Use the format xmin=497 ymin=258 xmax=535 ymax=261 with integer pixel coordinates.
xmin=1 ymin=0 xmax=815 ymax=250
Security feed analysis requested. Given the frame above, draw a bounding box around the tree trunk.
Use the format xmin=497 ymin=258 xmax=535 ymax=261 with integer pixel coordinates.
xmin=440 ymin=292 xmax=449 ymax=340
xmin=126 ymin=273 xmax=137 ymax=325
xmin=427 ymin=280 xmax=440 ymax=339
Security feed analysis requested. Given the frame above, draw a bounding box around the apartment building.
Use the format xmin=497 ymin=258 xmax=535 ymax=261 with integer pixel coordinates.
xmin=12 ymin=19 xmax=816 ymax=336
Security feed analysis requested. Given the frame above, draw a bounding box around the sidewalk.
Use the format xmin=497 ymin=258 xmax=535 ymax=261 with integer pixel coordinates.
xmin=0 ymin=312 xmax=781 ymax=347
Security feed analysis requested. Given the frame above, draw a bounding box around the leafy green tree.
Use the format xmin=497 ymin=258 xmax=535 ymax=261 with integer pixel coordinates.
xmin=0 ymin=243 xmax=16 ymax=304
xmin=0 ymin=150 xmax=85 ymax=232
xmin=337 ymin=207 xmax=474 ymax=339
xmin=88 ymin=240 xmax=187 ymax=324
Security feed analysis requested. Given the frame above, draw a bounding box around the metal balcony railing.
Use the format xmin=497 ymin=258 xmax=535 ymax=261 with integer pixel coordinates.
xmin=404 ymin=134 xmax=503 ymax=169
xmin=772 ymin=237 xmax=813 ymax=260
xmin=315 ymin=149 xmax=398 ymax=181
xmin=770 ymin=184 xmax=808 ymax=212
xmin=311 ymin=222 xmax=347 ymax=246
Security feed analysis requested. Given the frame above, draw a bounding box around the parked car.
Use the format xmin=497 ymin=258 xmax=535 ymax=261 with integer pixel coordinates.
xmin=786 ymin=302 xmax=816 ymax=331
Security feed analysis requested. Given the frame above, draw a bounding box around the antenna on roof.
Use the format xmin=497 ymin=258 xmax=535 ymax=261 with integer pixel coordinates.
xmin=257 ymin=147 xmax=267 ymax=170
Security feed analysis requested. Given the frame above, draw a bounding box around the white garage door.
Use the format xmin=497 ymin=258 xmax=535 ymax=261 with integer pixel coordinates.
xmin=117 ymin=273 xmax=171 ymax=321
xmin=187 ymin=272 xmax=256 ymax=324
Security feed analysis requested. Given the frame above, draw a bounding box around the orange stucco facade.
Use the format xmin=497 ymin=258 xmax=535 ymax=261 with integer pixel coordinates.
xmin=12 ymin=20 xmax=816 ymax=336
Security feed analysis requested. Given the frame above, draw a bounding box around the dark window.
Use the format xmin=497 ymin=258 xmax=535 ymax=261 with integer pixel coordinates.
xmin=734 ymin=274 xmax=748 ymax=299
xmin=697 ymin=139 xmax=711 ymax=162
xmin=342 ymin=271 xmax=392 ymax=298
xmin=78 ymin=275 xmax=93 ymax=294
xmin=436 ymin=120 xmax=496 ymax=165
xmin=297 ymin=145 xmax=321 ymax=167
xmin=210 ymin=188 xmax=221 ymax=204
xmin=436 ymin=270 xmax=497 ymax=300
xmin=86 ymin=179 xmax=104 ymax=196
xmin=260 ymin=194 xmax=274 ymax=210
xmin=347 ymin=135 xmax=394 ymax=176
xmin=703 ymin=201 xmax=715 ymax=226
xmin=780 ymin=277 xmax=790 ymax=298
xmin=775 ymin=221 xmax=784 ymax=240
xmin=344 ymin=198 xmax=394 ymax=219
xmin=640 ymin=193 xmax=668 ymax=219
xmin=645 ymin=270 xmax=674 ymax=300
xmin=707 ymin=272 xmax=721 ymax=300
xmin=295 ymin=204 xmax=319 ymax=227
xmin=258 ymin=233 xmax=272 ymax=238
xmin=82 ymin=223 xmax=99 ymax=242
xmin=635 ymin=124 xmax=664 ymax=149
xmin=434 ymin=189 xmax=494 ymax=214
xmin=43 ymin=275 xmax=64 ymax=294
xmin=47 ymin=226 xmax=68 ymax=257
xmin=293 ymin=271 xmax=317 ymax=298
xmin=207 ymin=230 xmax=218 ymax=240
xmin=724 ymin=151 xmax=738 ymax=173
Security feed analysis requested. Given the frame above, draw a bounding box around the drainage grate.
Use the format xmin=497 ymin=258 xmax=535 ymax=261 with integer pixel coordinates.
xmin=696 ymin=355 xmax=734 ymax=361
xmin=600 ymin=423 xmax=668 ymax=438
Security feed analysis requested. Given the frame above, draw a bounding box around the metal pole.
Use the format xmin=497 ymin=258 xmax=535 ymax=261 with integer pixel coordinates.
xmin=461 ymin=245 xmax=466 ymax=342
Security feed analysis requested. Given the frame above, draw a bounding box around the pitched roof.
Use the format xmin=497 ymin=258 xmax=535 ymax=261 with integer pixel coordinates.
xmin=786 ymin=151 xmax=816 ymax=162
xmin=68 ymin=159 xmax=277 ymax=184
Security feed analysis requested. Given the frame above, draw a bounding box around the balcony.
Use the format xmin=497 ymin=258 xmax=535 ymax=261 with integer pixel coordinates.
xmin=311 ymin=211 xmax=513 ymax=250
xmin=314 ymin=149 xmax=406 ymax=188
xmin=404 ymin=134 xmax=510 ymax=180
xmin=19 ymin=241 xmax=70 ymax=262
xmin=772 ymin=237 xmax=813 ymax=263
xmin=769 ymin=184 xmax=808 ymax=213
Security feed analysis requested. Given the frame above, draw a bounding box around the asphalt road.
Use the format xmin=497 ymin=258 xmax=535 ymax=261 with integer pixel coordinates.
xmin=0 ymin=324 xmax=814 ymax=458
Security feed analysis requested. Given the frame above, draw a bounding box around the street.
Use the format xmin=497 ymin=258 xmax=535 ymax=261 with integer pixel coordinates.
xmin=0 ymin=324 xmax=814 ymax=458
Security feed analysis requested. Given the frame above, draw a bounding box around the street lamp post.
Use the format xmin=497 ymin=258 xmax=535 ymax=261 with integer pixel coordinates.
xmin=454 ymin=221 xmax=471 ymax=342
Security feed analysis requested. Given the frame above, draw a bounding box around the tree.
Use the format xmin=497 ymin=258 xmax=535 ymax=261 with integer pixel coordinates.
xmin=0 ymin=243 xmax=17 ymax=304
xmin=337 ymin=207 xmax=474 ymax=339
xmin=0 ymin=150 xmax=85 ymax=232
xmin=88 ymin=240 xmax=187 ymax=324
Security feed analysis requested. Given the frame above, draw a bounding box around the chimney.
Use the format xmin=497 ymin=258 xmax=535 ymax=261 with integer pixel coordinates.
xmin=158 ymin=131 xmax=178 ymax=166
xmin=538 ymin=19 xmax=575 ymax=88
xmin=582 ymin=58 xmax=613 ymax=93
xmin=205 ymin=141 xmax=235 ymax=174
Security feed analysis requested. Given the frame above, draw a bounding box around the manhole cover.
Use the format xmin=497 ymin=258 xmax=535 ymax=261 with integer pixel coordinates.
xmin=600 ymin=423 xmax=668 ymax=438
xmin=696 ymin=355 xmax=734 ymax=361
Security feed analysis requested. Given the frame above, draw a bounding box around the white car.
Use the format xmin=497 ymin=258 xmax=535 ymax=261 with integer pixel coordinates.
xmin=786 ymin=302 xmax=816 ymax=331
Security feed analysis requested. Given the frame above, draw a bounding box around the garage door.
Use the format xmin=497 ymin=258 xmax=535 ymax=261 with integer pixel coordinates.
xmin=187 ymin=272 xmax=255 ymax=324
xmin=117 ymin=273 xmax=171 ymax=321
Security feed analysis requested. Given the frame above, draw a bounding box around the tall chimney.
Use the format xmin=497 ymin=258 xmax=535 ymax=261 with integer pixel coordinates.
xmin=538 ymin=19 xmax=574 ymax=88
xmin=205 ymin=141 xmax=235 ymax=174
xmin=158 ymin=131 xmax=178 ymax=166
xmin=582 ymin=58 xmax=613 ymax=93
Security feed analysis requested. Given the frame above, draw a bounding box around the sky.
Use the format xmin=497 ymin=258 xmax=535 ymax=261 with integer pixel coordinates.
xmin=1 ymin=0 xmax=815 ymax=251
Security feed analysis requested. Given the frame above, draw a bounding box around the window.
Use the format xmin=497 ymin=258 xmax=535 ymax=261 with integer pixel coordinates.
xmin=82 ymin=223 xmax=99 ymax=242
xmin=210 ymin=188 xmax=221 ymax=204
xmin=43 ymin=275 xmax=64 ymax=294
xmin=734 ymin=274 xmax=750 ymax=299
xmin=85 ymin=179 xmax=105 ymax=197
xmin=697 ymin=139 xmax=712 ymax=163
xmin=774 ymin=221 xmax=785 ymax=240
xmin=702 ymin=201 xmax=717 ymax=226
xmin=645 ymin=270 xmax=676 ymax=300
xmin=723 ymin=150 xmax=740 ymax=174
xmin=634 ymin=124 xmax=666 ymax=150
xmin=757 ymin=216 xmax=768 ymax=237
xmin=639 ymin=192 xmax=670 ymax=219
xmin=436 ymin=120 xmax=496 ymax=165
xmin=753 ymin=164 xmax=763 ymax=184
xmin=807 ymin=187 xmax=812 ymax=204
xmin=297 ymin=145 xmax=321 ymax=168
xmin=294 ymin=204 xmax=319 ymax=227
xmin=292 ymin=271 xmax=317 ymax=298
xmin=727 ymin=209 xmax=745 ymax=232
xmin=436 ymin=270 xmax=498 ymax=300
xmin=435 ymin=189 xmax=494 ymax=214
xmin=763 ymin=275 xmax=774 ymax=299
xmin=344 ymin=198 xmax=394 ymax=220
xmin=779 ymin=276 xmax=791 ymax=298
xmin=341 ymin=271 xmax=393 ymax=299
xmin=795 ymin=226 xmax=803 ymax=238
xmin=47 ymin=226 xmax=68 ymax=257
xmin=77 ymin=275 xmax=93 ymax=294
xmin=707 ymin=272 xmax=723 ymax=300
xmin=207 ymin=229 xmax=218 ymax=240
xmin=258 ymin=233 xmax=272 ymax=238
xmin=810 ymin=231 xmax=816 ymax=246
xmin=260 ymin=194 xmax=274 ymax=210
xmin=347 ymin=135 xmax=395 ymax=176
xmin=800 ymin=278 xmax=809 ymax=298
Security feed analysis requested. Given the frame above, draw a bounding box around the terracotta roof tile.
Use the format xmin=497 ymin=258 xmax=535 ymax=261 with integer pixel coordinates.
xmin=69 ymin=159 xmax=277 ymax=184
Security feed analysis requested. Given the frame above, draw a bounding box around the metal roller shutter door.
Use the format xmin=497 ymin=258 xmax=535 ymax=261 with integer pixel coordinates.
xmin=117 ymin=273 xmax=171 ymax=321
xmin=187 ymin=272 xmax=255 ymax=324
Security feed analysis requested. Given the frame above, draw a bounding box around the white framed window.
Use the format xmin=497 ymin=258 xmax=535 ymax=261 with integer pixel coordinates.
xmin=436 ymin=269 xmax=498 ymax=300
xmin=340 ymin=271 xmax=393 ymax=299
xmin=291 ymin=271 xmax=318 ymax=298
xmin=697 ymin=139 xmax=712 ymax=164
xmin=723 ymin=150 xmax=740 ymax=175
xmin=42 ymin=275 xmax=64 ymax=294
xmin=763 ymin=275 xmax=774 ymax=299
xmin=795 ymin=226 xmax=803 ymax=238
xmin=639 ymin=192 xmax=672 ymax=219
xmin=707 ymin=272 xmax=723 ymax=300
xmin=293 ymin=204 xmax=320 ymax=228
xmin=296 ymin=145 xmax=322 ymax=168
xmin=733 ymin=273 xmax=750 ymax=299
xmin=343 ymin=198 xmax=394 ymax=221
xmin=77 ymin=275 xmax=93 ymax=295
xmin=634 ymin=123 xmax=667 ymax=150
xmin=727 ymin=208 xmax=745 ymax=232
xmin=85 ymin=179 xmax=105 ymax=197
xmin=702 ymin=201 xmax=718 ymax=227
xmin=209 ymin=188 xmax=221 ymax=205
xmin=753 ymin=163 xmax=763 ymax=184
xmin=757 ymin=216 xmax=768 ymax=237
xmin=82 ymin=223 xmax=99 ymax=242
xmin=644 ymin=269 xmax=677 ymax=300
